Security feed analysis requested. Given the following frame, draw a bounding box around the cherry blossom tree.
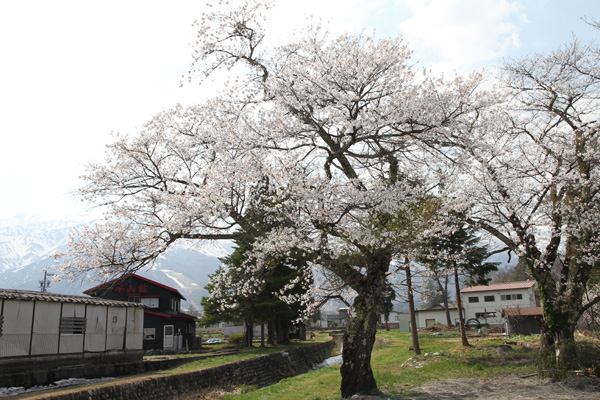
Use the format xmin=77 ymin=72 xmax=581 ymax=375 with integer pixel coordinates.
xmin=57 ymin=1 xmax=490 ymax=396
xmin=450 ymin=37 xmax=600 ymax=362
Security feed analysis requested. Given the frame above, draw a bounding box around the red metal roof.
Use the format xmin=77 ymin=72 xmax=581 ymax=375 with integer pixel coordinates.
xmin=144 ymin=310 xmax=195 ymax=319
xmin=461 ymin=281 xmax=536 ymax=293
xmin=83 ymin=273 xmax=186 ymax=300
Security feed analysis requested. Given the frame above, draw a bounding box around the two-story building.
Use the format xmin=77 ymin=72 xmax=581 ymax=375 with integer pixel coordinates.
xmin=85 ymin=274 xmax=196 ymax=351
xmin=460 ymin=281 xmax=539 ymax=328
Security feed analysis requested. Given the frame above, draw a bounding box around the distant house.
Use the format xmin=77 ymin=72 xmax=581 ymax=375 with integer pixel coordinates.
xmin=85 ymin=274 xmax=196 ymax=351
xmin=380 ymin=311 xmax=411 ymax=332
xmin=461 ymin=281 xmax=539 ymax=328
xmin=415 ymin=305 xmax=462 ymax=328
xmin=326 ymin=307 xmax=351 ymax=328
xmin=0 ymin=289 xmax=144 ymax=373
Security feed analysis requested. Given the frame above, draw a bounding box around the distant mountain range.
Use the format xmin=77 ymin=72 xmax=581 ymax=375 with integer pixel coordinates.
xmin=0 ymin=214 xmax=234 ymax=310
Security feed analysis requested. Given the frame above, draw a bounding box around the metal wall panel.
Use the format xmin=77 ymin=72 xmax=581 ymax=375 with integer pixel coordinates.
xmin=30 ymin=301 xmax=60 ymax=355
xmin=59 ymin=303 xmax=86 ymax=354
xmin=0 ymin=300 xmax=34 ymax=357
xmin=125 ymin=307 xmax=144 ymax=350
xmin=84 ymin=305 xmax=108 ymax=352
xmin=106 ymin=307 xmax=126 ymax=350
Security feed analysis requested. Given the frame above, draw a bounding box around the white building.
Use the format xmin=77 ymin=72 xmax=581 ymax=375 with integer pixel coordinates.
xmin=460 ymin=281 xmax=538 ymax=327
xmin=415 ymin=305 xmax=461 ymax=328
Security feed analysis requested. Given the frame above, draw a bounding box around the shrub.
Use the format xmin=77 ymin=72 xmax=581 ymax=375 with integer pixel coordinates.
xmin=228 ymin=333 xmax=245 ymax=347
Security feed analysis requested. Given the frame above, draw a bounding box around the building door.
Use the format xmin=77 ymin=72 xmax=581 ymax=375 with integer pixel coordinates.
xmin=425 ymin=318 xmax=436 ymax=327
xmin=164 ymin=325 xmax=174 ymax=348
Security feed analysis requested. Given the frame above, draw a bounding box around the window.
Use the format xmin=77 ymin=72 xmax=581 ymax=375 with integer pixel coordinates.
xmin=60 ymin=317 xmax=86 ymax=335
xmin=112 ymin=316 xmax=118 ymax=323
xmin=128 ymin=296 xmax=140 ymax=303
xmin=484 ymin=295 xmax=495 ymax=302
xmin=171 ymin=298 xmax=180 ymax=312
xmin=425 ymin=319 xmax=436 ymax=327
xmin=144 ymin=328 xmax=156 ymax=340
xmin=501 ymin=294 xmax=523 ymax=301
xmin=394 ymin=315 xmax=400 ymax=321
xmin=476 ymin=312 xmax=496 ymax=318
xmin=141 ymin=297 xmax=159 ymax=308
xmin=468 ymin=296 xmax=479 ymax=303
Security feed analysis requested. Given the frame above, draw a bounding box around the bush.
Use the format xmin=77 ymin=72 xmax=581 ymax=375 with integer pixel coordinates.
xmin=228 ymin=333 xmax=245 ymax=347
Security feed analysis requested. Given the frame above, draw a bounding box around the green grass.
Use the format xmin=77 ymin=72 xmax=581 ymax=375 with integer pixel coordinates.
xmin=220 ymin=330 xmax=539 ymax=400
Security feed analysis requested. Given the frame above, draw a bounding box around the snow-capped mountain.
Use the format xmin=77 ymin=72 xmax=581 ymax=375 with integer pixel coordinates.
xmin=0 ymin=215 xmax=233 ymax=309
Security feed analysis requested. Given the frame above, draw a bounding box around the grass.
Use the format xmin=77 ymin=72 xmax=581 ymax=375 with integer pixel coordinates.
xmin=220 ymin=329 xmax=540 ymax=400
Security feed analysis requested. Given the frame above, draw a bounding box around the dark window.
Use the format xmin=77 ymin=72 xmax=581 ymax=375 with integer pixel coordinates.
xmin=60 ymin=317 xmax=86 ymax=335
xmin=128 ymin=296 xmax=140 ymax=303
xmin=484 ymin=295 xmax=495 ymax=302
xmin=468 ymin=296 xmax=479 ymax=303
xmin=144 ymin=328 xmax=155 ymax=340
xmin=501 ymin=293 xmax=524 ymax=301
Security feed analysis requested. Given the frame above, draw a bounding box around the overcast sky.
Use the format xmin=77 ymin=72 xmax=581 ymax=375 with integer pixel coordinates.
xmin=0 ymin=0 xmax=598 ymax=220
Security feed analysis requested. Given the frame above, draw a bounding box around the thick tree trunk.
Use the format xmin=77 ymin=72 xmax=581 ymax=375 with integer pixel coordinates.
xmin=340 ymin=292 xmax=380 ymax=398
xmin=406 ymin=263 xmax=421 ymax=355
xmin=340 ymin=256 xmax=389 ymax=398
xmin=454 ymin=266 xmax=470 ymax=346
xmin=539 ymin=295 xmax=579 ymax=365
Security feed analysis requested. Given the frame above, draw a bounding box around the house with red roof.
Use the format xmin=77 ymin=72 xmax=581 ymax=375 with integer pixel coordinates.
xmin=460 ymin=281 xmax=540 ymax=330
xmin=84 ymin=274 xmax=196 ymax=351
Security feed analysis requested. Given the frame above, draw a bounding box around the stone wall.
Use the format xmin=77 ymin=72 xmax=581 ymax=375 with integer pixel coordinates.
xmin=43 ymin=341 xmax=336 ymax=399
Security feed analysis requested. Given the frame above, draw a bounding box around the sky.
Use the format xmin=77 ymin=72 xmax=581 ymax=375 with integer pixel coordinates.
xmin=0 ymin=0 xmax=598 ymax=220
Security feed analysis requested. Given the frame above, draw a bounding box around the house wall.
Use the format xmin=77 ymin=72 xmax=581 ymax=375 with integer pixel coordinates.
xmin=380 ymin=312 xmax=411 ymax=332
xmin=461 ymin=287 xmax=536 ymax=326
xmin=415 ymin=309 xmax=460 ymax=328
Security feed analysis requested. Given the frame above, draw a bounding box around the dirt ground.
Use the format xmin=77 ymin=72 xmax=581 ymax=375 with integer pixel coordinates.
xmin=352 ymin=374 xmax=600 ymax=400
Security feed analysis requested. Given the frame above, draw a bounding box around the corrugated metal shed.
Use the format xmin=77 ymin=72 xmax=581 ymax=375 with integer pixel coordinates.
xmin=461 ymin=281 xmax=536 ymax=293
xmin=0 ymin=289 xmax=144 ymax=307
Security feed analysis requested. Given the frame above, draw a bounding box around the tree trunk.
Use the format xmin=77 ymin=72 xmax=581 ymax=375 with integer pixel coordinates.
xmin=539 ymin=295 xmax=579 ymax=366
xmin=438 ymin=276 xmax=452 ymax=327
xmin=340 ymin=256 xmax=389 ymax=398
xmin=244 ymin=322 xmax=253 ymax=347
xmin=260 ymin=323 xmax=265 ymax=348
xmin=454 ymin=266 xmax=470 ymax=346
xmin=406 ymin=262 xmax=421 ymax=355
xmin=267 ymin=320 xmax=277 ymax=346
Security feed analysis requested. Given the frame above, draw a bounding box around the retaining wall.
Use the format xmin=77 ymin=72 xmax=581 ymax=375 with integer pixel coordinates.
xmin=43 ymin=340 xmax=336 ymax=399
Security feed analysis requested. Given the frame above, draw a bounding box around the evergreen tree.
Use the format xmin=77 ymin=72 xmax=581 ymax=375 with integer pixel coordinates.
xmin=419 ymin=224 xmax=499 ymax=345
xmin=200 ymin=180 xmax=309 ymax=346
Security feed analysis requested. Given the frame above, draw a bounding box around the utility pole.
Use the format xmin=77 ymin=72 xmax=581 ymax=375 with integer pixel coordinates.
xmin=39 ymin=270 xmax=53 ymax=292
